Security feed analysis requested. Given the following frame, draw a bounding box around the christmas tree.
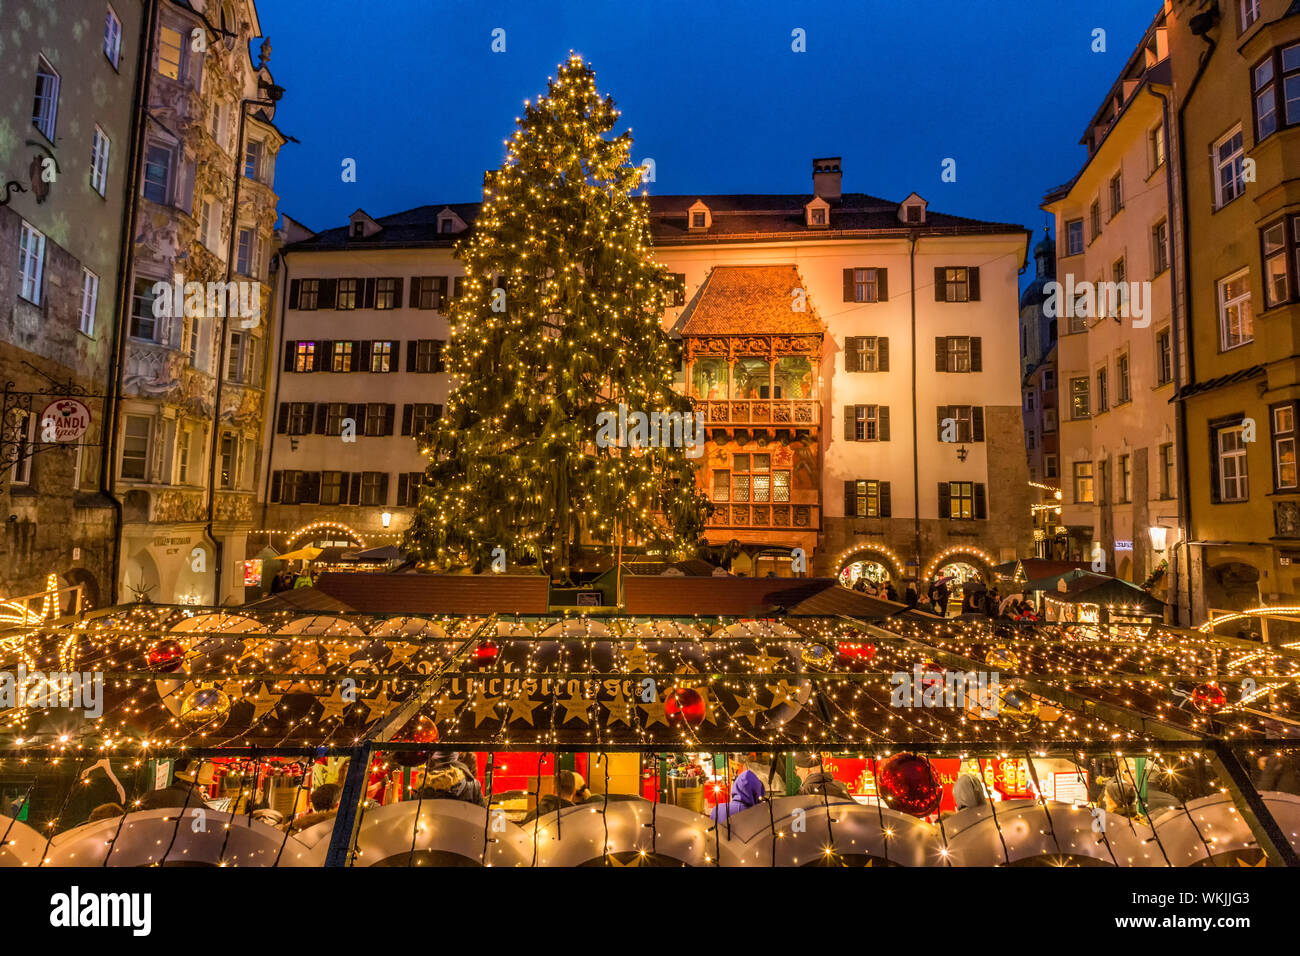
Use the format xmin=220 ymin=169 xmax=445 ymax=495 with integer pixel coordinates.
xmin=403 ymin=55 xmax=711 ymax=582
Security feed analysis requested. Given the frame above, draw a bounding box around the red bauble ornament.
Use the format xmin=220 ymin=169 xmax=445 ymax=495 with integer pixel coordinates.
xmin=147 ymin=639 xmax=185 ymax=673
xmin=877 ymin=753 xmax=940 ymax=816
xmin=474 ymin=640 xmax=499 ymax=662
xmin=919 ymin=659 xmax=943 ymax=690
xmin=664 ymin=687 xmax=706 ymax=726
xmin=836 ymin=641 xmax=877 ymax=670
xmin=1191 ymin=682 xmax=1227 ymax=713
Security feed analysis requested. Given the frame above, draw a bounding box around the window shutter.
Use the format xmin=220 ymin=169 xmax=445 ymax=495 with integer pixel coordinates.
xmin=283 ymin=342 xmax=294 ymax=372
xmin=879 ymin=406 xmax=891 ymax=441
xmin=844 ymin=406 xmax=855 ymax=442
xmin=843 ymin=269 xmax=854 ymax=302
xmin=358 ymin=340 xmax=372 ymax=369
xmin=938 ymin=482 xmax=950 ymax=519
xmin=934 ymin=267 xmax=946 ymax=302
xmin=306 ymin=471 xmax=322 ymax=504
xmin=880 ymin=481 xmax=892 ymax=518
xmin=1208 ymin=425 xmax=1221 ymax=503
xmin=436 ymin=277 xmax=448 ymax=310
xmin=974 ymin=482 xmax=987 ymax=519
xmin=270 ymin=470 xmax=282 ymax=502
xmin=969 ymin=267 xmax=981 ymax=301
xmin=362 ymin=278 xmax=376 ymax=309
xmin=378 ymin=472 xmax=390 ymax=506
xmin=844 ymin=480 xmax=856 ymax=517
xmin=314 ymin=404 xmax=328 ymax=434
xmin=937 ymin=405 xmax=948 ymax=441
xmin=935 ymin=336 xmax=947 ymax=372
xmin=320 ymin=278 xmax=337 ymax=309
xmin=409 ymin=278 xmax=421 ymax=309
xmin=878 ymin=268 xmax=888 ymax=302
xmin=392 ymin=278 xmax=404 ymax=305
xmin=401 ymin=404 xmax=414 ymax=436
xmin=288 ymin=279 xmax=300 ymax=309
xmin=398 ymin=472 xmax=409 ymax=505
xmin=350 ymin=404 xmax=366 ymax=432
xmin=970 ymin=336 xmax=983 ymax=372
xmin=390 ymin=341 xmax=401 ymax=371
xmin=452 ymin=276 xmax=463 ymax=299
xmin=314 ymin=341 xmax=330 ymax=372
xmin=434 ymin=340 xmax=446 ymax=372
xmin=276 ymin=403 xmax=289 ymax=434
xmin=407 ymin=341 xmax=418 ymax=372
xmin=845 ymin=337 xmax=859 ymax=372
xmin=972 ymin=406 xmax=985 ymax=442
xmin=878 ymin=337 xmax=889 ymax=372
xmin=348 ymin=472 xmax=361 ymax=505
xmin=383 ymin=403 xmax=396 ymax=436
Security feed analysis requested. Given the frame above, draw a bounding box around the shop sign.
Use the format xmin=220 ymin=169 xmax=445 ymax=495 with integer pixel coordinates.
xmin=39 ymin=399 xmax=91 ymax=442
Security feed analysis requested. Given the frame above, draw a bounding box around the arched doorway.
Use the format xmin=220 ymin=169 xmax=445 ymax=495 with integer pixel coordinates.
xmin=61 ymin=568 xmax=100 ymax=614
xmin=835 ymin=547 xmax=904 ymax=590
xmin=286 ymin=522 xmax=366 ymax=551
xmin=122 ymin=548 xmax=161 ymax=603
xmin=923 ymin=548 xmax=996 ymax=616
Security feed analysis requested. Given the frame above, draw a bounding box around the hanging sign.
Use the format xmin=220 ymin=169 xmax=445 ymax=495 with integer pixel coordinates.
xmin=39 ymin=399 xmax=92 ymax=442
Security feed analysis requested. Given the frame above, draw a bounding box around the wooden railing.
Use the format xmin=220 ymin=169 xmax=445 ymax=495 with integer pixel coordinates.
xmin=695 ymin=399 xmax=819 ymax=427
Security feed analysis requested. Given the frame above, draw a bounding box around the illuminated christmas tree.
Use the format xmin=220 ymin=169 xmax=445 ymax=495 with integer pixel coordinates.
xmin=403 ymin=55 xmax=710 ymax=582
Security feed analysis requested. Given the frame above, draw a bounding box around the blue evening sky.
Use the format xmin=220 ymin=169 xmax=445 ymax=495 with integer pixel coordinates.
xmin=258 ymin=0 xmax=1157 ymax=266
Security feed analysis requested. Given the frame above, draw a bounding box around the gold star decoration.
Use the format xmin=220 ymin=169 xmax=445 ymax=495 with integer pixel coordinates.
xmin=639 ymin=697 xmax=669 ymax=728
xmin=557 ymin=692 xmax=594 ymax=725
xmin=468 ymin=686 xmax=503 ymax=727
xmin=765 ymin=679 xmax=804 ymax=709
xmin=699 ymin=686 xmax=724 ymax=725
xmin=429 ymin=693 xmax=464 ymax=726
xmin=386 ymin=642 xmax=423 ymax=665
xmin=730 ymin=691 xmax=764 ymax=726
xmin=316 ymin=686 xmax=352 ymax=723
xmin=1235 ymin=856 xmax=1268 ymax=867
xmin=620 ymin=644 xmax=651 ymax=672
xmin=604 ymin=685 xmax=636 ymax=728
xmin=745 ymin=648 xmax=787 ymax=674
xmin=505 ymin=693 xmax=544 ymax=726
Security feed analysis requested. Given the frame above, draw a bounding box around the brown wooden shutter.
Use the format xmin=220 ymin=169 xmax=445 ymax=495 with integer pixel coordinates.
xmin=270 ymin=471 xmax=282 ymax=502
xmin=362 ymin=278 xmax=376 ymax=309
xmin=1208 ymin=425 xmax=1221 ymax=503
xmin=969 ymin=266 xmax=981 ymax=301
xmin=358 ymin=340 xmax=372 ymax=370
xmin=935 ymin=336 xmax=947 ymax=372
xmin=878 ymin=268 xmax=888 ymax=302
xmin=305 ymin=472 xmax=322 ymax=504
xmin=844 ymin=406 xmax=856 ymax=442
xmin=970 ymin=336 xmax=982 ymax=371
xmin=974 ymin=482 xmax=987 ymax=519
xmin=398 ymin=472 xmax=409 ymax=506
xmin=845 ymin=337 xmax=859 ymax=372
xmin=276 ymin=403 xmax=289 ymax=434
xmin=878 ymin=337 xmax=889 ymax=372
xmin=938 ymin=482 xmax=951 ymax=518
xmin=348 ymin=472 xmax=361 ymax=505
xmin=843 ymin=268 xmax=855 ymax=302
xmin=878 ymin=406 xmax=891 ymax=441
xmin=283 ymin=342 xmax=295 ymax=372
xmin=392 ymin=278 xmax=404 ymax=306
xmin=880 ymin=481 xmax=892 ymax=517
xmin=934 ymin=267 xmax=947 ymax=301
xmin=350 ymin=404 xmax=365 ymax=434
xmin=320 ymin=278 xmax=337 ymax=309
xmin=937 ymin=405 xmax=948 ymax=441
xmin=390 ymin=341 xmax=401 ymax=371
xmin=844 ymin=480 xmax=856 ymax=516
xmin=401 ymin=404 xmax=414 ymax=436
xmin=436 ymin=277 xmax=448 ymax=310
xmin=972 ymin=406 xmax=985 ymax=442
xmin=288 ymin=279 xmax=300 ymax=309
xmin=383 ymin=403 xmax=397 ymax=435
xmin=406 ymin=341 xmax=417 ymax=372
xmin=452 ymin=276 xmax=463 ymax=299
xmin=378 ymin=473 xmax=390 ymax=506
xmin=314 ymin=404 xmax=328 ymax=434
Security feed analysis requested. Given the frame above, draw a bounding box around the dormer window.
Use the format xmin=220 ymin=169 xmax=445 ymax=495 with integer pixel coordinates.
xmin=905 ymin=206 xmax=921 ymax=223
xmin=692 ymin=212 xmax=706 ymax=227
xmin=687 ymin=200 xmax=711 ymax=231
xmin=349 ymin=208 xmax=381 ymax=239
xmin=352 ymin=221 xmax=364 ymax=238
xmin=898 ymin=192 xmax=928 ymax=225
xmin=805 ymin=196 xmax=830 ymax=228
xmin=436 ymin=206 xmax=467 ymax=235
xmin=441 ymin=219 xmax=454 ymax=234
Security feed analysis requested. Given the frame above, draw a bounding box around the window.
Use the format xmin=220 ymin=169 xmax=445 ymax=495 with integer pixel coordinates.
xmin=157 ymin=26 xmax=182 ymax=80
xmin=1216 ymin=424 xmax=1249 ymax=501
xmin=937 ymin=405 xmax=983 ymax=443
xmin=17 ymin=221 xmax=46 ymax=305
xmin=1152 ymin=219 xmax=1169 ymax=275
xmin=199 ymin=199 xmax=219 ymax=251
xmin=298 ymin=278 xmax=320 ymax=311
xmin=104 ymin=7 xmax=123 ymax=67
xmin=375 ymin=278 xmax=398 ymax=310
xmin=947 ymin=481 xmax=976 ymax=519
xmin=1073 ymin=462 xmax=1094 ymax=504
xmin=181 ymin=315 xmax=197 ymax=365
xmin=1090 ymin=200 xmax=1102 ymax=241
xmin=236 ymin=228 xmax=254 ymax=275
xmin=846 ymin=405 xmax=891 ymax=442
xmin=1024 ymin=390 xmax=1036 ymax=412
xmin=331 ymin=341 xmax=353 ymax=372
xmin=1045 ymin=455 xmax=1058 ymax=479
xmin=692 ymin=211 xmax=706 ymax=228
xmin=1109 ymin=173 xmax=1123 ymax=218
xmin=667 ymin=273 xmax=686 ymax=307
xmin=1095 ymin=366 xmax=1109 ymax=413
xmin=1213 ymin=127 xmax=1245 ymax=209
xmin=91 ymin=126 xmax=110 ymax=195
xmin=143 ymin=144 xmax=171 ymax=203
xmin=845 ymin=336 xmax=887 ymax=372
xmin=1096 ymin=459 xmax=1110 ymax=505
xmin=1253 ymin=44 xmax=1300 ymax=140
xmin=360 ymin=472 xmax=387 ymax=507
xmin=937 ymin=335 xmax=980 ymax=372
xmin=711 ymin=470 xmax=730 ymax=502
xmin=1160 ymin=443 xmax=1176 ymax=498
xmin=79 ymin=268 xmax=99 ymax=336
xmin=1218 ymin=270 xmax=1254 ymax=350
xmin=324 ymin=404 xmax=349 ymax=436
xmin=130 ymin=277 xmax=158 ymax=339
xmin=176 ymin=426 xmax=193 ymax=484
xmin=812 ymin=207 xmax=826 ymax=225
xmin=414 ymin=339 xmax=443 ymax=373
xmin=10 ymin=413 xmax=34 ymax=486
xmin=337 ymin=278 xmax=358 ymax=310
xmin=853 ymin=479 xmax=886 ymax=518
xmin=1118 ymin=454 xmax=1132 ymax=502
xmin=225 ymin=330 xmax=248 ymax=382
xmin=1156 ymin=329 xmax=1173 ymax=385
xmin=218 ymin=433 xmax=239 ymax=489
xmin=1262 ymin=217 xmax=1296 ymax=308
xmin=243 ymin=139 xmax=262 ymax=180
xmin=32 ymin=56 xmax=60 ymax=140
xmin=850 ymin=268 xmax=881 ymax=303
xmin=364 ymin=404 xmax=389 ymax=436
xmin=1241 ymin=0 xmax=1260 ymax=32
xmin=287 ymin=403 xmax=313 ymax=435
xmin=414 ymin=276 xmax=444 ymax=310
xmin=209 ymin=101 xmax=225 ymax=147
xmin=723 ymin=454 xmax=782 ymax=504
xmin=370 ymin=341 xmax=394 ymax=372
xmin=411 ymin=403 xmax=441 ymax=435
xmin=1070 ymin=377 xmax=1090 ymax=419
xmin=122 ymin=415 xmax=151 ymax=480
xmin=936 ymin=267 xmax=976 ymax=302
xmin=320 ymin=471 xmax=345 ymax=506
xmin=440 ymin=218 xmax=454 ymax=234
xmin=1026 ymin=428 xmax=1036 ymax=451
xmin=1117 ymin=353 xmax=1131 ymax=404
xmin=352 ymin=221 xmax=365 ymax=238
xmin=1043 ymin=369 xmax=1056 ymax=392
xmin=279 ymin=471 xmax=317 ymax=506
xmin=398 ymin=472 xmax=424 ymax=506
xmin=1150 ymin=123 xmax=1166 ymax=171
xmin=1044 ymin=409 xmax=1057 ymax=433
xmin=1273 ymin=404 xmax=1298 ymax=491
xmin=293 ymin=341 xmax=315 ymax=372
xmin=1066 ymin=220 xmax=1084 ymax=256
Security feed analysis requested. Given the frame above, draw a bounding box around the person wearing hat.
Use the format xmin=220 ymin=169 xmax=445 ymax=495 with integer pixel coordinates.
xmin=793 ymin=753 xmax=853 ymax=801
xmin=414 ymin=752 xmax=486 ymax=806
xmin=522 ymin=770 xmax=583 ymax=821
xmin=138 ymin=757 xmax=215 ymax=811
xmin=1102 ymin=777 xmax=1144 ymax=821
xmin=952 ymin=773 xmax=988 ymax=812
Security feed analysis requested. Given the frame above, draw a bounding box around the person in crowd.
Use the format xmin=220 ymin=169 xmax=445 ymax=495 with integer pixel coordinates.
xmin=885 ymin=581 xmax=899 ymax=602
xmin=286 ymin=783 xmax=341 ymax=834
xmin=952 ymin=774 xmax=987 ymax=812
xmin=293 ymin=567 xmax=313 ymax=588
xmin=794 ymin=753 xmax=853 ymax=800
xmin=522 ymin=770 xmax=582 ymax=822
xmin=748 ymin=753 xmax=786 ymax=797
xmin=415 ymin=752 xmax=486 ymax=806
xmin=904 ymin=583 xmax=920 ymax=609
xmin=1257 ymin=752 xmax=1300 ymax=794
xmin=852 ymin=576 xmax=867 ymax=593
xmin=710 ymin=760 xmax=765 ymax=823
xmin=1102 ymin=778 xmax=1144 ymax=821
xmin=138 ymin=758 xmax=214 ymax=811
xmin=88 ymin=802 xmax=125 ymax=822
xmin=929 ymin=580 xmax=949 ymax=617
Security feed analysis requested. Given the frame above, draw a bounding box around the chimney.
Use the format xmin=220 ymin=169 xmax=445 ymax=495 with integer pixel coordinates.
xmin=812 ymin=157 xmax=842 ymax=201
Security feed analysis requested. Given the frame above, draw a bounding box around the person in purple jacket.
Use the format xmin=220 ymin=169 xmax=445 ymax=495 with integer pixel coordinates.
xmin=709 ymin=764 xmax=766 ymax=823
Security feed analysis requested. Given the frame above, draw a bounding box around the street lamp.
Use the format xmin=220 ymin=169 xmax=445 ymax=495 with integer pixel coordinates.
xmin=381 ymin=512 xmax=392 ymax=529
xmin=1147 ymin=525 xmax=1168 ymax=553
